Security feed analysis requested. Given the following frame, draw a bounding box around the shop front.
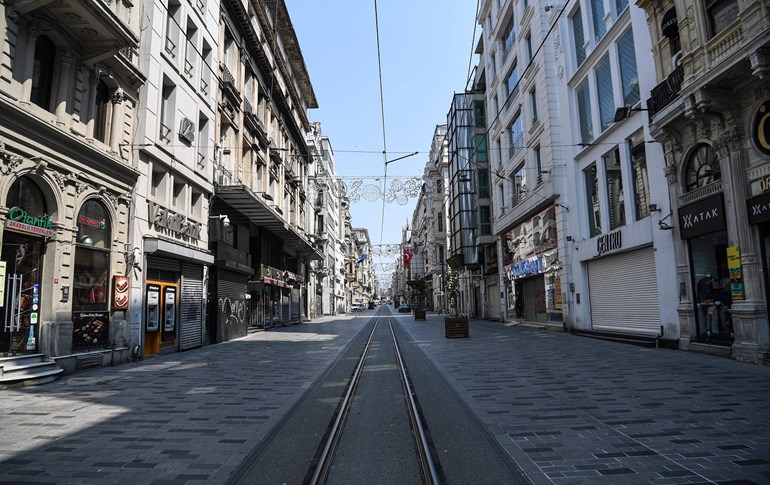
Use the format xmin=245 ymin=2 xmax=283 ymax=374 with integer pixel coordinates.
xmin=679 ymin=193 xmax=734 ymax=346
xmin=256 ymin=264 xmax=303 ymax=328
xmin=1 ymin=177 xmax=51 ymax=355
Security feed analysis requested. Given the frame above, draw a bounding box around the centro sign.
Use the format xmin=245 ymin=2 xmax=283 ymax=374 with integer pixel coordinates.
xmin=597 ymin=229 xmax=622 ymax=256
xmin=5 ymin=207 xmax=55 ymax=237
xmin=147 ymin=201 xmax=202 ymax=240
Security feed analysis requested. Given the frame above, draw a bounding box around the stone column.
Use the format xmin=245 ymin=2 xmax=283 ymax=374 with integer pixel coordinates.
xmin=109 ymin=90 xmax=125 ymax=153
xmin=20 ymin=23 xmax=42 ymax=104
xmin=54 ymin=49 xmax=74 ymax=127
xmin=84 ymin=69 xmax=100 ymax=139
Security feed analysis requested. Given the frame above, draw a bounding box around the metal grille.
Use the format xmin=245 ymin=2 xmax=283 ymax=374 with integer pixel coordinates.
xmin=180 ymin=263 xmax=204 ymax=350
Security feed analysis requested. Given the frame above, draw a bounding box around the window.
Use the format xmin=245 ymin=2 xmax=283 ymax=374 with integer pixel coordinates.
xmin=525 ymin=34 xmax=533 ymax=63
xmin=530 ymin=87 xmax=538 ymax=122
xmin=509 ymin=113 xmax=523 ymax=157
xmin=475 ymin=134 xmax=487 ymax=163
xmin=198 ymin=113 xmax=209 ymax=169
xmin=151 ymin=168 xmax=166 ymax=199
xmin=165 ymin=0 xmax=181 ymax=57
xmin=512 ymin=164 xmax=526 ymax=205
xmin=534 ymin=145 xmax=542 ymax=183
xmin=595 ymin=56 xmax=615 ymax=132
xmin=585 ymin=164 xmax=601 ymax=237
xmin=499 ymin=183 xmax=506 ymax=210
xmin=706 ymin=0 xmax=738 ymax=37
xmin=618 ymin=29 xmax=640 ymax=107
xmin=505 ymin=63 xmax=519 ymax=102
xmin=173 ymin=180 xmax=185 ymax=208
xmin=184 ymin=18 xmax=198 ymax=78
xmin=474 ymin=101 xmax=486 ymax=128
xmin=685 ymin=144 xmax=721 ymax=192
xmin=629 ymin=131 xmax=650 ymax=220
xmin=478 ymin=169 xmax=490 ymax=198
xmin=615 ymin=0 xmax=629 ymax=15
xmin=191 ymin=190 xmax=203 ymax=218
xmin=160 ymin=76 xmax=175 ymax=142
xmin=590 ymin=0 xmax=606 ymax=42
xmin=437 ymin=215 xmax=443 ymax=232
xmin=93 ymin=80 xmax=111 ymax=144
xmin=201 ymin=41 xmax=212 ymax=95
xmin=572 ymin=7 xmax=586 ymax=66
xmin=603 ymin=147 xmax=625 ymax=229
xmin=577 ymin=79 xmax=593 ymax=144
xmin=30 ymin=35 xmax=55 ymax=110
xmin=436 ymin=179 xmax=443 ymax=194
xmin=480 ymin=206 xmax=491 ymax=236
xmin=502 ymin=16 xmax=515 ymax=56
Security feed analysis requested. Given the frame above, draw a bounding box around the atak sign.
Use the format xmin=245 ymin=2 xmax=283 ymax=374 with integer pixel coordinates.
xmin=5 ymin=207 xmax=55 ymax=237
xmin=678 ymin=193 xmax=725 ymax=239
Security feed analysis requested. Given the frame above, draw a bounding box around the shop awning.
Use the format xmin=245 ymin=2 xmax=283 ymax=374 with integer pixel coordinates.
xmin=214 ymin=184 xmax=323 ymax=261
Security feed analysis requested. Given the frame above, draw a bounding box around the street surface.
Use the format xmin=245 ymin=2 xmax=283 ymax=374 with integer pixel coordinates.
xmin=1 ymin=307 xmax=769 ymax=484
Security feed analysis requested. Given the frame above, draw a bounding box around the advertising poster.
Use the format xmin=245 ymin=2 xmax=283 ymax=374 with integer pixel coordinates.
xmin=726 ymin=246 xmax=744 ymax=301
xmin=73 ymin=311 xmax=109 ymax=349
xmin=146 ymin=284 xmax=161 ymax=332
xmin=113 ymin=275 xmax=129 ymax=310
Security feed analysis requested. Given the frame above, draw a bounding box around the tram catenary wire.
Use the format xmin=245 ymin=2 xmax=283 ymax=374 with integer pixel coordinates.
xmin=306 ymin=312 xmax=442 ymax=485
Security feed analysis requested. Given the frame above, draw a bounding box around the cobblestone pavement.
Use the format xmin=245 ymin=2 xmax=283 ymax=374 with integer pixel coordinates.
xmin=0 ymin=315 xmax=365 ymax=485
xmin=2 ymin=310 xmax=769 ymax=485
xmin=397 ymin=312 xmax=770 ymax=485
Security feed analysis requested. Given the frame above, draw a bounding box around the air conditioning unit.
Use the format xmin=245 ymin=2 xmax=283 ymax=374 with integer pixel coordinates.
xmin=179 ymin=117 xmax=195 ymax=144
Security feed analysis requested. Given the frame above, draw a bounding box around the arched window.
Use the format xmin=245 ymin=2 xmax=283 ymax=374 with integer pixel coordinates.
xmin=6 ymin=176 xmax=47 ymax=215
xmin=73 ymin=200 xmax=111 ymax=306
xmin=684 ymin=144 xmax=721 ymax=192
xmin=93 ymin=80 xmax=112 ymax=144
xmin=31 ymin=35 xmax=55 ymax=110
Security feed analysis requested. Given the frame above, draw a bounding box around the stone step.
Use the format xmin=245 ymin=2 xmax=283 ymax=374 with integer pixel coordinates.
xmin=0 ymin=353 xmax=46 ymax=366
xmin=0 ymin=367 xmax=63 ymax=387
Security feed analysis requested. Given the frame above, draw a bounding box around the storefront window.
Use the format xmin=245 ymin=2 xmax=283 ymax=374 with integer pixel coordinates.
xmin=630 ymin=131 xmax=650 ymax=220
xmin=2 ymin=177 xmax=48 ymax=354
xmin=584 ymin=164 xmax=601 ymax=237
xmin=73 ymin=200 xmax=111 ymax=349
xmin=604 ymin=147 xmax=625 ymax=230
xmin=690 ymin=231 xmax=733 ymax=345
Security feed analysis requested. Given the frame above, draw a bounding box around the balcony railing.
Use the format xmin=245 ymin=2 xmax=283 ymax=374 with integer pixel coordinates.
xmin=221 ymin=63 xmax=235 ymax=86
xmin=647 ymin=64 xmax=684 ymax=118
xmin=508 ymin=134 xmax=524 ymax=159
xmin=200 ymin=76 xmax=209 ymax=96
xmin=215 ymin=165 xmax=232 ymax=186
xmin=159 ymin=123 xmax=171 ymax=143
xmin=164 ymin=37 xmax=176 ymax=57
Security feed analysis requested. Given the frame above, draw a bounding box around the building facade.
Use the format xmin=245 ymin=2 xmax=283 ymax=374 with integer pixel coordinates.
xmin=210 ymin=0 xmax=320 ymax=338
xmin=1 ymin=0 xmax=143 ymax=361
xmin=638 ymin=0 xmax=770 ymax=362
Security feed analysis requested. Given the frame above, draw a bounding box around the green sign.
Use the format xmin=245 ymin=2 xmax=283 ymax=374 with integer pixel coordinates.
xmin=5 ymin=207 xmax=54 ymax=237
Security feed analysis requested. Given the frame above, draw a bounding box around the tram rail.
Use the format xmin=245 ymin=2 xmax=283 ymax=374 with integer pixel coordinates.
xmin=307 ymin=314 xmax=441 ymax=485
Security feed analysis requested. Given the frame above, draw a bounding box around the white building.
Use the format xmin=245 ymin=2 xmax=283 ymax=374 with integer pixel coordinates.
xmin=557 ymin=0 xmax=678 ymax=342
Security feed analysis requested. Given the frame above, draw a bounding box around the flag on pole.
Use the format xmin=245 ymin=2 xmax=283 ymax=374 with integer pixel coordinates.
xmin=403 ymin=249 xmax=413 ymax=267
xmin=356 ymin=254 xmax=367 ymax=264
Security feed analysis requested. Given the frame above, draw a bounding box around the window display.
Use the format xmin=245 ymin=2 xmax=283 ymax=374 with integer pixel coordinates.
xmin=690 ymin=230 xmax=733 ymax=344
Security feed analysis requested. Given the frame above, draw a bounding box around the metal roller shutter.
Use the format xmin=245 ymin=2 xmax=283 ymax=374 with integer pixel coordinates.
xmin=217 ymin=270 xmax=249 ymax=342
xmin=587 ymin=247 xmax=661 ymax=336
xmin=488 ymin=282 xmax=501 ymax=320
xmin=146 ymin=256 xmax=181 ymax=273
xmin=180 ymin=263 xmax=204 ymax=350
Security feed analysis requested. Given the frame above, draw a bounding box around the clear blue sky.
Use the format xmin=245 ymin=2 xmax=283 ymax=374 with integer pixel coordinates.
xmin=288 ymin=0 xmax=479 ymax=285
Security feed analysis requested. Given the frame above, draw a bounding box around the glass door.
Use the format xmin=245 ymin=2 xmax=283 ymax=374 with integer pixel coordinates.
xmin=1 ymin=232 xmax=43 ymax=355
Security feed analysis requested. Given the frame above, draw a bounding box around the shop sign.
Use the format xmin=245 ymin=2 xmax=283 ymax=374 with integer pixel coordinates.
xmin=112 ymin=275 xmax=130 ymax=310
xmin=753 ymin=100 xmax=770 ymax=156
xmin=727 ymin=246 xmax=744 ymax=301
xmin=747 ymin=191 xmax=770 ymax=224
xmin=678 ymin=193 xmax=725 ymax=239
xmin=77 ymin=214 xmax=106 ymax=229
xmin=147 ymin=201 xmax=202 ymax=240
xmin=5 ymin=207 xmax=55 ymax=237
xmin=512 ymin=256 xmax=542 ymax=278
xmin=597 ymin=229 xmax=622 ymax=256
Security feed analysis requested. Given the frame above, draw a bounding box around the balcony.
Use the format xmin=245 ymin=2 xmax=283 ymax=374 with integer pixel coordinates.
xmin=243 ymin=99 xmax=268 ymax=144
xmin=212 ymin=242 xmax=252 ymax=274
xmin=219 ymin=63 xmax=241 ymax=107
xmin=647 ymin=64 xmax=684 ymax=119
xmin=215 ymin=165 xmax=233 ymax=186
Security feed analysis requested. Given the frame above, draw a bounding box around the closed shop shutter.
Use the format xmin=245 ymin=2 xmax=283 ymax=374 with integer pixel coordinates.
xmin=488 ymin=282 xmax=501 ymax=320
xmin=217 ymin=269 xmax=249 ymax=342
xmin=587 ymin=246 xmax=661 ymax=336
xmin=147 ymin=256 xmax=181 ymax=273
xmin=180 ymin=263 xmax=204 ymax=350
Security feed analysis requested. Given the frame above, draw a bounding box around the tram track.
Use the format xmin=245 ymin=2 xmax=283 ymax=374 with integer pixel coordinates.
xmin=306 ymin=314 xmax=442 ymax=485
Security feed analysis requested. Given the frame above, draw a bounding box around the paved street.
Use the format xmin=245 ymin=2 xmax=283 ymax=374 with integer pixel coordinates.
xmin=1 ymin=309 xmax=769 ymax=484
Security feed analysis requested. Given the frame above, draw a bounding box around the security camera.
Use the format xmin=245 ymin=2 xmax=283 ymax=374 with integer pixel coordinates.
xmin=222 ymin=215 xmax=230 ymax=227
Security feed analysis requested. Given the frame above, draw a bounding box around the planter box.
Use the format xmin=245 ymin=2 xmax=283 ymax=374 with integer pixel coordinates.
xmin=444 ymin=317 xmax=469 ymax=338
xmin=414 ymin=309 xmax=426 ymax=320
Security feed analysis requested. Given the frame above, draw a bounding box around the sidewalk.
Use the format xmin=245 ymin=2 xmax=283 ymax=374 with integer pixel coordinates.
xmin=398 ymin=311 xmax=770 ymax=484
xmin=0 ymin=318 xmax=368 ymax=485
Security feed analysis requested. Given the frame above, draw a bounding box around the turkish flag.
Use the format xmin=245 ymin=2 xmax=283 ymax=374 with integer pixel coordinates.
xmin=403 ymin=249 xmax=413 ymax=267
